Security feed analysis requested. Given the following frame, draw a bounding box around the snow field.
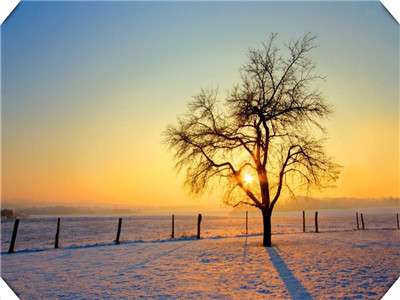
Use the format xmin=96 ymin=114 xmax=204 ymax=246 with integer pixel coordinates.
xmin=1 ymin=229 xmax=399 ymax=299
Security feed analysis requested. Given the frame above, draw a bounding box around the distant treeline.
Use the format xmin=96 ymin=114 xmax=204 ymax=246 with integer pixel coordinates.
xmin=1 ymin=209 xmax=17 ymax=219
xmin=8 ymin=205 xmax=140 ymax=216
xmin=1 ymin=206 xmax=141 ymax=218
xmin=274 ymin=196 xmax=399 ymax=211
xmin=1 ymin=209 xmax=28 ymax=220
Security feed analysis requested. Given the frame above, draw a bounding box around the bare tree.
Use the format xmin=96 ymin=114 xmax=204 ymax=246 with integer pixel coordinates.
xmin=163 ymin=33 xmax=341 ymax=246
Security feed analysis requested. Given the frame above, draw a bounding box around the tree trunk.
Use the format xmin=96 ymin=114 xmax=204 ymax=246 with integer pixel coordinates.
xmin=262 ymin=209 xmax=272 ymax=247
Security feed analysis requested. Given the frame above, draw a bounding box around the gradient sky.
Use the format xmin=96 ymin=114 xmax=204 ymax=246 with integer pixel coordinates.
xmin=1 ymin=1 xmax=399 ymax=212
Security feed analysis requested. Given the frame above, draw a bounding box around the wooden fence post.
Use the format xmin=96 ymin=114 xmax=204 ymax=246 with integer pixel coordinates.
xmin=8 ymin=219 xmax=20 ymax=253
xmin=116 ymin=218 xmax=122 ymax=244
xmin=303 ymin=211 xmax=306 ymax=232
xmin=360 ymin=213 xmax=365 ymax=230
xmin=356 ymin=212 xmax=359 ymax=230
xmin=55 ymin=218 xmax=61 ymax=248
xmin=315 ymin=211 xmax=318 ymax=233
xmin=171 ymin=214 xmax=175 ymax=239
xmin=246 ymin=211 xmax=248 ymax=235
xmin=397 ymin=213 xmax=399 ymax=230
xmin=197 ymin=214 xmax=202 ymax=239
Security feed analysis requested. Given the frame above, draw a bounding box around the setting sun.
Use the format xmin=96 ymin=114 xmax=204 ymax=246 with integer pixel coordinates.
xmin=243 ymin=174 xmax=254 ymax=185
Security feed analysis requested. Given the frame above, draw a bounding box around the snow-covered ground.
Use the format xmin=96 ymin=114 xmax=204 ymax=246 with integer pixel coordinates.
xmin=2 ymin=210 xmax=398 ymax=252
xmin=1 ymin=228 xmax=399 ymax=299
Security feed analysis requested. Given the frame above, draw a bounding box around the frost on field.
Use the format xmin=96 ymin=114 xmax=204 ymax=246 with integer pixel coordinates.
xmin=1 ymin=225 xmax=399 ymax=299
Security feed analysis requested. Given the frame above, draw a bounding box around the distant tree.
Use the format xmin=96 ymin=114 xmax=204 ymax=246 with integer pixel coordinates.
xmin=163 ymin=33 xmax=341 ymax=246
xmin=1 ymin=209 xmax=16 ymax=220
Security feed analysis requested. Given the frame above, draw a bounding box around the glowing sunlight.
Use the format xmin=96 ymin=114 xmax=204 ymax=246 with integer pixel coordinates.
xmin=243 ymin=174 xmax=254 ymax=185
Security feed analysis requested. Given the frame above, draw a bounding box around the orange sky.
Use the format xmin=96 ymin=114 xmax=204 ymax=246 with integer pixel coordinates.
xmin=1 ymin=2 xmax=399 ymax=212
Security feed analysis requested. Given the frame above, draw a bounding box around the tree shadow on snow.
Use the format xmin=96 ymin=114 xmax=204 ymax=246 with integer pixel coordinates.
xmin=126 ymin=240 xmax=195 ymax=270
xmin=266 ymin=247 xmax=313 ymax=300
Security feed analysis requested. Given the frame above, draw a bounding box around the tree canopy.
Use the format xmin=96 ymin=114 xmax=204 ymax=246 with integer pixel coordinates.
xmin=164 ymin=33 xmax=341 ymax=216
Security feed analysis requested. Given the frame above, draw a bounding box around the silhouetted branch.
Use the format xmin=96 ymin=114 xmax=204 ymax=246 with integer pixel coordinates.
xmin=163 ymin=32 xmax=341 ymax=215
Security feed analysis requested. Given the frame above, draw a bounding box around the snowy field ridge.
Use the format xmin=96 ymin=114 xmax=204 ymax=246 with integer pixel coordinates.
xmin=2 ymin=211 xmax=399 ymax=252
xmin=1 ymin=228 xmax=399 ymax=299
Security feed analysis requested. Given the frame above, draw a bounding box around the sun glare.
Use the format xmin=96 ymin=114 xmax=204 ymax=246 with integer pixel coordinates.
xmin=243 ymin=174 xmax=254 ymax=185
